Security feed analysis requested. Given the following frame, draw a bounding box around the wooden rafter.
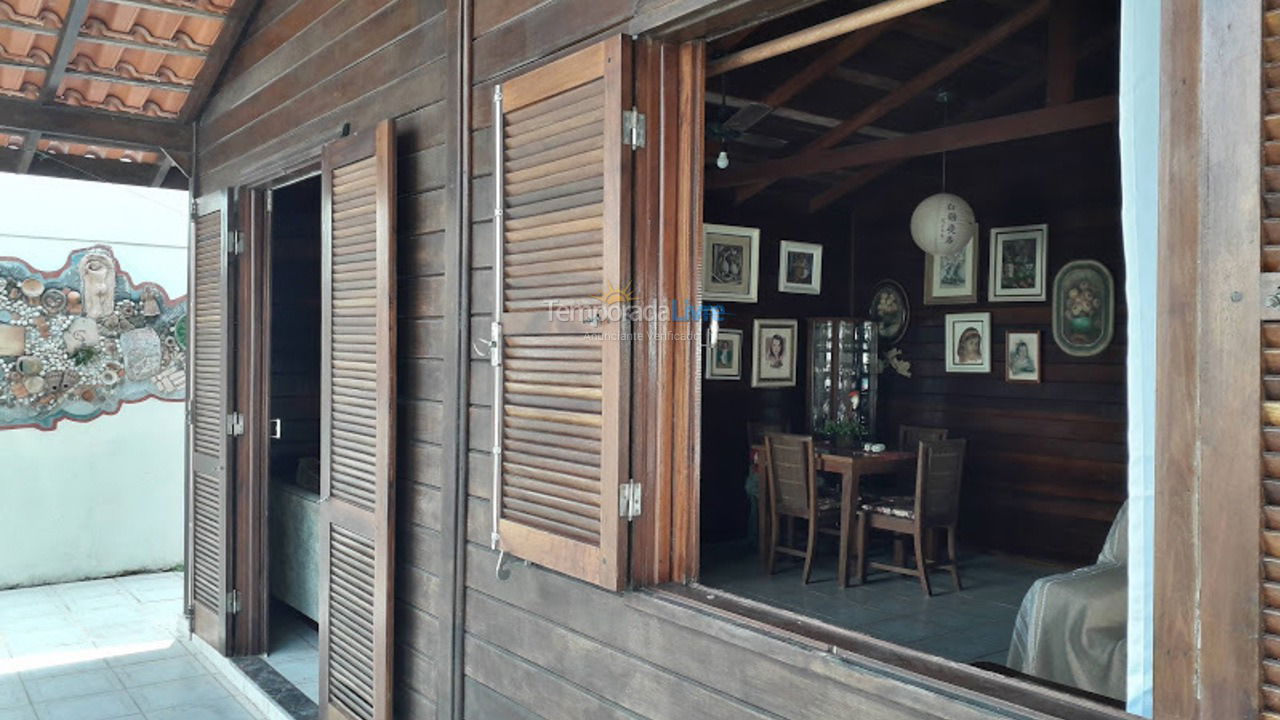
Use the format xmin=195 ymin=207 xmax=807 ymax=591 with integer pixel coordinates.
xmin=39 ymin=0 xmax=92 ymax=104
xmin=705 ymin=96 xmax=1117 ymax=189
xmin=707 ymin=91 xmax=903 ymax=139
xmin=0 ymin=18 xmax=57 ymax=35
xmin=719 ymin=23 xmax=894 ymax=136
xmin=0 ymin=97 xmax=191 ymax=151
xmin=103 ymin=0 xmax=229 ymax=21
xmin=733 ymin=0 xmax=1050 ymax=204
xmin=830 ymin=66 xmax=901 ymax=91
xmin=63 ymin=68 xmax=192 ymax=93
xmin=899 ymin=14 xmax=1040 ymax=68
xmin=178 ymin=0 xmax=259 ymax=122
xmin=1045 ymin=0 xmax=1077 ymax=105
xmin=807 ymin=23 xmax=1115 ymax=211
xmin=150 ymin=153 xmax=174 ymax=187
xmin=707 ymin=0 xmax=949 ymax=77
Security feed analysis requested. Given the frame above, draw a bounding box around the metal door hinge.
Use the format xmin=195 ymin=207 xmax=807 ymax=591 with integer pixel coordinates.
xmin=226 ymin=411 xmax=244 ymax=437
xmin=265 ymin=191 xmax=273 ymax=214
xmin=226 ymin=589 xmax=240 ymax=615
xmin=623 ymin=108 xmax=646 ymax=150
xmin=619 ymin=480 xmax=642 ymax=520
xmin=227 ymin=229 xmax=244 ymax=256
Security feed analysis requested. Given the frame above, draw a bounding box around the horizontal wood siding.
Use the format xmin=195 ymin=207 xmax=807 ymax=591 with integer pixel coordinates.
xmin=460 ymin=6 xmax=1046 ymax=719
xmin=196 ymin=0 xmax=450 ymax=716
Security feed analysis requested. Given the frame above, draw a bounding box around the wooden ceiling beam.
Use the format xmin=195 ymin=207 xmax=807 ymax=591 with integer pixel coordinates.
xmin=707 ymin=91 xmax=903 ymax=138
xmin=1045 ymin=0 xmax=1077 ymax=105
xmin=899 ymin=15 xmax=1040 ymax=68
xmin=808 ymin=22 xmax=1114 ymax=211
xmin=63 ymin=68 xmax=193 ymax=93
xmin=0 ymin=97 xmax=192 ymax=152
xmin=733 ymin=0 xmax=1050 ymax=204
xmin=0 ymin=147 xmax=187 ymax=188
xmin=38 ymin=0 xmax=92 ymax=104
xmin=719 ymin=22 xmax=894 ymax=135
xmin=830 ymin=66 xmax=901 ymax=92
xmin=707 ymin=0 xmax=950 ymax=77
xmin=706 ymin=95 xmax=1117 ymax=189
xmin=150 ymin=153 xmax=174 ymax=187
xmin=179 ymin=0 xmax=259 ymax=122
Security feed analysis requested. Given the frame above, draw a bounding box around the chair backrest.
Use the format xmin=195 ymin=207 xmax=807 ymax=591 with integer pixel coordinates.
xmin=763 ymin=433 xmax=816 ymax=517
xmin=915 ymin=438 xmax=966 ymax=526
xmin=899 ymin=424 xmax=948 ymax=453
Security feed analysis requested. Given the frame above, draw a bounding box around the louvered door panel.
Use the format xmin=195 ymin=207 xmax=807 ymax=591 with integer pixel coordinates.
xmin=491 ymin=36 xmax=631 ymax=591
xmin=319 ymin=119 xmax=396 ymax=720
xmin=187 ymin=192 xmax=231 ymax=651
xmin=1263 ymin=5 xmax=1280 ymax=716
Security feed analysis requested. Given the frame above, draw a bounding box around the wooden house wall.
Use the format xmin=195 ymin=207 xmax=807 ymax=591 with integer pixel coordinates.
xmin=196 ymin=0 xmax=1103 ymax=717
xmin=459 ymin=3 xmax=1038 ymax=719
xmin=195 ymin=0 xmax=452 ymax=716
xmin=851 ymin=126 xmax=1127 ymax=565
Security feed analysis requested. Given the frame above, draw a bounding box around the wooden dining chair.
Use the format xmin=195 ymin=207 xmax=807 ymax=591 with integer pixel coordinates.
xmin=762 ymin=433 xmax=841 ymax=584
xmin=898 ymin=424 xmax=948 ymax=452
xmin=855 ymin=438 xmax=966 ymax=596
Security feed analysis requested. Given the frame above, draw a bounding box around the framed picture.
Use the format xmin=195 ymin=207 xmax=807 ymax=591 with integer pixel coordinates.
xmin=777 ymin=240 xmax=822 ymax=295
xmin=1052 ymin=259 xmax=1115 ymax=357
xmin=703 ymin=223 xmax=759 ymax=303
xmin=988 ymin=224 xmax=1048 ymax=302
xmin=1005 ymin=331 xmax=1041 ymax=383
xmin=945 ymin=312 xmax=991 ymax=373
xmin=751 ymin=319 xmax=798 ymax=387
xmin=705 ymin=329 xmax=743 ymax=380
xmin=924 ymin=240 xmax=978 ymax=305
xmin=867 ymin=279 xmax=910 ymax=345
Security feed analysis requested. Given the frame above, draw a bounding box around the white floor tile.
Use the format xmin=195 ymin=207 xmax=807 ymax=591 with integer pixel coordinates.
xmin=22 ymin=667 xmax=123 ymax=704
xmin=127 ymin=675 xmax=230 ymax=713
xmin=32 ymin=689 xmax=139 ymax=720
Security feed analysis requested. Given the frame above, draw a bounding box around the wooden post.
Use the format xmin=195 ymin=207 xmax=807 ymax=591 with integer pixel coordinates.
xmin=1155 ymin=0 xmax=1261 ymax=717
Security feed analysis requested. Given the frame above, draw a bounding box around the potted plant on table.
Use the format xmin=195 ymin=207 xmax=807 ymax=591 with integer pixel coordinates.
xmin=816 ymin=417 xmax=868 ymax=449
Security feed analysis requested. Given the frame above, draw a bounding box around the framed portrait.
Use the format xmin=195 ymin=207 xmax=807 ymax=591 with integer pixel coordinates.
xmin=1052 ymin=259 xmax=1115 ymax=357
xmin=988 ymin=224 xmax=1048 ymax=302
xmin=751 ymin=319 xmax=798 ymax=388
xmin=703 ymin=223 xmax=759 ymax=303
xmin=705 ymin=329 xmax=743 ymax=380
xmin=867 ymin=279 xmax=910 ymax=345
xmin=777 ymin=240 xmax=823 ymax=295
xmin=1005 ymin=331 xmax=1041 ymax=383
xmin=923 ymin=240 xmax=978 ymax=305
xmin=945 ymin=312 xmax=991 ymax=373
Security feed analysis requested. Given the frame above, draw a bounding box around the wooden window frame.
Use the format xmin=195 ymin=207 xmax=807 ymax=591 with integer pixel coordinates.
xmin=627 ymin=0 xmax=1264 ymax=716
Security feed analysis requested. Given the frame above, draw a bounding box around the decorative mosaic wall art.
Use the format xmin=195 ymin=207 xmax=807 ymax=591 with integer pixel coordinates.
xmin=0 ymin=246 xmax=188 ymax=430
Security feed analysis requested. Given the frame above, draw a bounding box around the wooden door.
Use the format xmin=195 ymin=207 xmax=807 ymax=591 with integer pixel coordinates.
xmin=318 ymin=120 xmax=397 ymax=720
xmin=188 ymin=190 xmax=234 ymax=651
xmin=490 ymin=36 xmax=633 ymax=591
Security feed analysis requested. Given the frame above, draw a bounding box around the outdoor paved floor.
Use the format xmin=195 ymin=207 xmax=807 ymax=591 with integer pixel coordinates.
xmin=0 ymin=572 xmax=266 ymax=720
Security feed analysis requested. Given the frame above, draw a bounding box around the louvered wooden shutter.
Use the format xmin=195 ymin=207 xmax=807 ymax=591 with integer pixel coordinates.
xmin=1264 ymin=6 xmax=1280 ymax=713
xmin=490 ymin=36 xmax=633 ymax=591
xmin=318 ymin=119 xmax=397 ymax=720
xmin=187 ymin=191 xmax=233 ymax=651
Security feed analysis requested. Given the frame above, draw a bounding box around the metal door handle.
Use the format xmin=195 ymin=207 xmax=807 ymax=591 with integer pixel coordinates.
xmin=269 ymin=418 xmax=282 ymax=439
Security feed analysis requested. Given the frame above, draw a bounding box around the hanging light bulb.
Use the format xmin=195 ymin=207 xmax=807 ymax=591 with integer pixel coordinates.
xmin=716 ymin=148 xmax=729 ymax=170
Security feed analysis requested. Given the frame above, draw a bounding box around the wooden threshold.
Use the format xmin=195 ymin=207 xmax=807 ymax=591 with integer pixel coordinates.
xmin=653 ymin=583 xmax=1135 ymax=720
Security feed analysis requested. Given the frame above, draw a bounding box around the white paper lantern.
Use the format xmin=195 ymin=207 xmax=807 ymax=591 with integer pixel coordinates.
xmin=909 ymin=192 xmax=977 ymax=256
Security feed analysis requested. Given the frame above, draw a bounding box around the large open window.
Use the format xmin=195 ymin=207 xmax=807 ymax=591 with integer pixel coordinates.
xmin=677 ymin=0 xmax=1144 ymax=715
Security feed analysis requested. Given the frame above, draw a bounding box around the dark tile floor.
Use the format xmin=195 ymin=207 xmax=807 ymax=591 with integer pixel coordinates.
xmin=700 ymin=542 xmax=1073 ymax=665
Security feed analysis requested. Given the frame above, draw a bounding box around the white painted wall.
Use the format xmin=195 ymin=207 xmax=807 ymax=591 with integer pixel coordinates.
xmin=0 ymin=173 xmax=189 ymax=588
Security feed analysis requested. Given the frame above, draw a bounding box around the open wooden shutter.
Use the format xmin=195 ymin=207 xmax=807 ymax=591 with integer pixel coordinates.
xmin=490 ymin=36 xmax=633 ymax=591
xmin=318 ymin=119 xmax=397 ymax=720
xmin=187 ymin=190 xmax=233 ymax=651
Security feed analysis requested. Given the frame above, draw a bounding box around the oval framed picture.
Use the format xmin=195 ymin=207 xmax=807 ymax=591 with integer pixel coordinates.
xmin=1052 ymin=260 xmax=1115 ymax=357
xmin=868 ymin=279 xmax=910 ymax=345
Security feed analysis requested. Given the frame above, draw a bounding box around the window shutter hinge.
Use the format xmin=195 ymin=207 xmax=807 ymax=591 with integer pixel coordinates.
xmin=619 ymin=480 xmax=642 ymax=520
xmin=226 ymin=411 xmax=244 ymax=437
xmin=623 ymin=108 xmax=646 ymax=150
xmin=265 ymin=192 xmax=273 ymax=214
xmin=227 ymin=229 xmax=244 ymax=256
xmin=226 ymin=589 xmax=240 ymax=615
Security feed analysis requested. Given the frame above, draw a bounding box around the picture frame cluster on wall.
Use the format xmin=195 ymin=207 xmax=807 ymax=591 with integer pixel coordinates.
xmin=702 ymin=223 xmax=825 ymax=303
xmin=702 ymin=321 xmax=800 ymax=388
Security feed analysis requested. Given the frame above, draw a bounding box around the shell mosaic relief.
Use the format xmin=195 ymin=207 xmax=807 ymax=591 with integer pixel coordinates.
xmin=0 ymin=246 xmax=188 ymax=430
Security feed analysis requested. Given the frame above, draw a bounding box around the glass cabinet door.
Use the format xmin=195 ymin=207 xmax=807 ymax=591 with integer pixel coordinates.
xmin=809 ymin=320 xmax=833 ymax=430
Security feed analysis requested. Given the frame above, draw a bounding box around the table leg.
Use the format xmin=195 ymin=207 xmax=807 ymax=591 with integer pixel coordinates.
xmin=837 ymin=469 xmax=856 ymax=587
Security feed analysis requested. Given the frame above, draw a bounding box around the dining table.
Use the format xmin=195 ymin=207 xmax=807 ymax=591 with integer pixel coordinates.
xmin=751 ymin=444 xmax=917 ymax=587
